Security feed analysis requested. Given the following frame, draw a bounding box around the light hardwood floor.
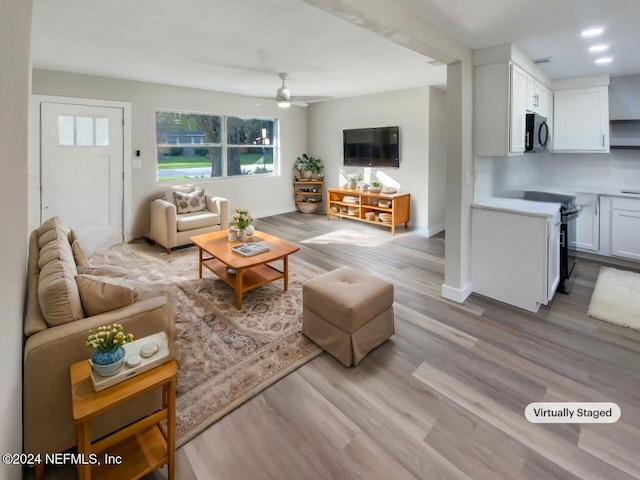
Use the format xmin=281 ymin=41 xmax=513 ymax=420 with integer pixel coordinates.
xmin=35 ymin=212 xmax=640 ymax=479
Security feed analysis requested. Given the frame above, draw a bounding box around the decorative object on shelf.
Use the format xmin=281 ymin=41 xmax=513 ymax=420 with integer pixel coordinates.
xmin=369 ymin=181 xmax=382 ymax=193
xmin=86 ymin=323 xmax=134 ymax=377
xmin=381 ymin=186 xmax=398 ymax=194
xmin=347 ymin=172 xmax=362 ymax=189
xmin=294 ymin=154 xmax=323 ymax=179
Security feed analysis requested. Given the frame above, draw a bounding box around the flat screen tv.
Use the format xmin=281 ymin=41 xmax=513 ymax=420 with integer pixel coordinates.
xmin=343 ymin=126 xmax=400 ymax=168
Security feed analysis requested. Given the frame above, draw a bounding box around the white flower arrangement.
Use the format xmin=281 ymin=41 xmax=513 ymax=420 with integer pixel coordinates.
xmin=86 ymin=324 xmax=134 ymax=351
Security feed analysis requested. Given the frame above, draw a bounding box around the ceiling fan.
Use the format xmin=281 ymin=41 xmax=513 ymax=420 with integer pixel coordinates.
xmin=270 ymin=72 xmax=333 ymax=108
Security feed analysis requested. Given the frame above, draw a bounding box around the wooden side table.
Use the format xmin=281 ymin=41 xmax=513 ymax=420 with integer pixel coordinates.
xmin=70 ymin=360 xmax=177 ymax=480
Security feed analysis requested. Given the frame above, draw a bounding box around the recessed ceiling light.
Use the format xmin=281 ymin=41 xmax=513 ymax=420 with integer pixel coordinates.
xmin=581 ymin=27 xmax=604 ymax=37
xmin=595 ymin=57 xmax=613 ymax=64
xmin=589 ymin=44 xmax=609 ymax=52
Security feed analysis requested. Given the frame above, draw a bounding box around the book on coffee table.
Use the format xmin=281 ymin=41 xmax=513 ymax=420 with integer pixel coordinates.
xmin=232 ymin=242 xmax=270 ymax=257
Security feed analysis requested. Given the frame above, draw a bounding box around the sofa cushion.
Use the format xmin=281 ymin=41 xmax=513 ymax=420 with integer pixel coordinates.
xmin=38 ymin=226 xmax=71 ymax=249
xmin=174 ymin=188 xmax=206 ymax=214
xmin=176 ymin=211 xmax=221 ymax=231
xmin=39 ymin=217 xmax=70 ymax=241
xmin=76 ymin=274 xmax=135 ymax=316
xmin=72 ymin=240 xmax=90 ymax=266
xmin=38 ymin=234 xmax=76 ymax=270
xmin=38 ymin=260 xmax=85 ymax=326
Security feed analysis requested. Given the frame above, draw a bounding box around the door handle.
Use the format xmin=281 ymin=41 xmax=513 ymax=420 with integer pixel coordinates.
xmin=560 ymin=231 xmax=565 ymax=248
xmin=525 ymin=131 xmax=530 ymax=147
xmin=602 ymin=134 xmax=605 ymax=147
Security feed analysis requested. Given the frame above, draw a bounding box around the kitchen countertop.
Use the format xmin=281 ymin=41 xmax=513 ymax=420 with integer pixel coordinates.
xmin=471 ymin=197 xmax=561 ymax=217
xmin=524 ymin=185 xmax=640 ymax=198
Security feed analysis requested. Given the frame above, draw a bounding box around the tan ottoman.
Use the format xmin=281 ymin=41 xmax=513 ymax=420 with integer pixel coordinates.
xmin=302 ymin=266 xmax=394 ymax=367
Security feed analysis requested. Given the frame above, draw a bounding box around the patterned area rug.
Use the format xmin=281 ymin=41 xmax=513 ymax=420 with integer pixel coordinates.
xmin=90 ymin=242 xmax=324 ymax=447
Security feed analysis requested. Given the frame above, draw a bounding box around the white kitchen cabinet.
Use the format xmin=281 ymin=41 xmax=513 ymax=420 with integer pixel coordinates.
xmin=474 ymin=62 xmax=527 ymax=156
xmin=526 ymin=75 xmax=543 ymax=113
xmin=553 ymin=87 xmax=609 ymax=152
xmin=511 ymin=64 xmax=528 ymax=153
xmin=571 ymin=194 xmax=600 ymax=252
xmin=472 ymin=203 xmax=561 ymax=312
xmin=610 ymin=197 xmax=640 ymax=261
xmin=539 ymin=85 xmax=552 ymax=120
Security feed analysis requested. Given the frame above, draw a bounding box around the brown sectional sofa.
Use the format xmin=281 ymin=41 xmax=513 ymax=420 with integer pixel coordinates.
xmin=23 ymin=217 xmax=173 ymax=458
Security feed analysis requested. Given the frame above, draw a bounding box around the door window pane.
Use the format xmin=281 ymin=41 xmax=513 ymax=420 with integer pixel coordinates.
xmin=95 ymin=118 xmax=109 ymax=146
xmin=58 ymin=116 xmax=75 ymax=145
xmin=76 ymin=117 xmax=94 ymax=146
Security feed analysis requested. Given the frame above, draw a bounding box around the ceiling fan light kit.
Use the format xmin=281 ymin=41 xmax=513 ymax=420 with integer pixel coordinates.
xmin=269 ymin=72 xmax=333 ymax=108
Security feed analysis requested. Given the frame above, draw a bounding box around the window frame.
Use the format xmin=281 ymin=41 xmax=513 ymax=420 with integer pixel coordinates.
xmin=155 ymin=109 xmax=279 ymax=183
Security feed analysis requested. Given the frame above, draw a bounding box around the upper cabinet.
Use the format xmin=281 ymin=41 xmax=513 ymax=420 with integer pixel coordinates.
xmin=474 ymin=62 xmax=540 ymax=156
xmin=553 ymin=86 xmax=609 ymax=152
xmin=510 ymin=64 xmax=528 ymax=154
xmin=474 ymin=44 xmax=553 ymax=157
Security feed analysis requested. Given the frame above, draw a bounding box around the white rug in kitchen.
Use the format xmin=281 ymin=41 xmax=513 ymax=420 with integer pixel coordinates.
xmin=588 ymin=266 xmax=640 ymax=331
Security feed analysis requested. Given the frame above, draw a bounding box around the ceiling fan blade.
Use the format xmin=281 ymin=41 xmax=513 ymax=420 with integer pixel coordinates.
xmin=290 ymin=95 xmax=333 ymax=102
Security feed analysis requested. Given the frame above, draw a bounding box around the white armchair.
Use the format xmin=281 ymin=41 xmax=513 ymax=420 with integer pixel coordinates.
xmin=150 ymin=185 xmax=229 ymax=253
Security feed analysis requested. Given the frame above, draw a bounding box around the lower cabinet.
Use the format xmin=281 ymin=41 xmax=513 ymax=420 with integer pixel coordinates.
xmin=611 ymin=197 xmax=640 ymax=261
xmin=472 ymin=207 xmax=560 ymax=313
xmin=571 ymin=193 xmax=600 ymax=252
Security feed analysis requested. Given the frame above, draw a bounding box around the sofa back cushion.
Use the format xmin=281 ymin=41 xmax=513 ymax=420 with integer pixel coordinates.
xmin=37 ymin=230 xmax=75 ymax=270
xmin=38 ymin=260 xmax=85 ymax=326
xmin=25 ymin=230 xmax=48 ymax=336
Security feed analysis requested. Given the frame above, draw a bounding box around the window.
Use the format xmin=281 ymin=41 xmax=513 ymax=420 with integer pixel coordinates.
xmin=58 ymin=115 xmax=109 ymax=146
xmin=226 ymin=117 xmax=275 ymax=176
xmin=155 ymin=111 xmax=277 ymax=182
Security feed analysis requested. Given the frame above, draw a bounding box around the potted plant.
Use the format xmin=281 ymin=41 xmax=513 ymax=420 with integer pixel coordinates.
xmin=294 ymin=154 xmax=323 ymax=179
xmin=369 ymin=180 xmax=382 ymax=193
xmin=86 ymin=323 xmax=134 ymax=377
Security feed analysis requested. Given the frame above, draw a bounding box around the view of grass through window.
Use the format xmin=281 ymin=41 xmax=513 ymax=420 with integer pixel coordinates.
xmin=156 ymin=111 xmax=275 ymax=182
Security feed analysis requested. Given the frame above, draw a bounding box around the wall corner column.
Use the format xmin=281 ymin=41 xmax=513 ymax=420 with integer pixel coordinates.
xmin=442 ymin=60 xmax=474 ymax=303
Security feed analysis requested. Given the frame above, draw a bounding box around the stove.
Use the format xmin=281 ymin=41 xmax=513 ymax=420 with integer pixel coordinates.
xmin=522 ymin=191 xmax=580 ymax=294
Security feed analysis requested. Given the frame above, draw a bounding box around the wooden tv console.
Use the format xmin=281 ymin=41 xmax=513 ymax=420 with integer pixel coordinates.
xmin=326 ymin=188 xmax=410 ymax=235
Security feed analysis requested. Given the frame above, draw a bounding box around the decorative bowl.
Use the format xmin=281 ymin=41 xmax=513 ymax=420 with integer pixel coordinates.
xmin=368 ymin=187 xmax=382 ymax=193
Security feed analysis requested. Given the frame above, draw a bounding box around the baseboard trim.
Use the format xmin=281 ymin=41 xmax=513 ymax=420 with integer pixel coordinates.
xmin=253 ymin=206 xmax=297 ymax=219
xmin=426 ymin=223 xmax=445 ymax=237
xmin=441 ymin=282 xmax=473 ymax=303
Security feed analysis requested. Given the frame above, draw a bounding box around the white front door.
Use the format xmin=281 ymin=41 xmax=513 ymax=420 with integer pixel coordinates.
xmin=41 ymin=102 xmax=124 ymax=243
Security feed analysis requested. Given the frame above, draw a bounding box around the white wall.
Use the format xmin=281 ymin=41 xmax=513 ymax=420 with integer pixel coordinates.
xmin=307 ymin=87 xmax=436 ymax=230
xmin=32 ymin=69 xmax=308 ymax=239
xmin=0 ymin=0 xmax=32 ymax=477
xmin=428 ymin=86 xmax=447 ymax=235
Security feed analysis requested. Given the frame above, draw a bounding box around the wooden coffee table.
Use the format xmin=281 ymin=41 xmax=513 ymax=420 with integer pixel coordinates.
xmin=190 ymin=230 xmax=300 ymax=309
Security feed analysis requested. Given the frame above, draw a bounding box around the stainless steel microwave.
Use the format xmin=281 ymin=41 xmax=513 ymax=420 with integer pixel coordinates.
xmin=525 ymin=113 xmax=549 ymax=152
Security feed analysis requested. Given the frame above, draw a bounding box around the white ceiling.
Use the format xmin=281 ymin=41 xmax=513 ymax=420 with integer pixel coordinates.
xmin=31 ymin=0 xmax=640 ymax=100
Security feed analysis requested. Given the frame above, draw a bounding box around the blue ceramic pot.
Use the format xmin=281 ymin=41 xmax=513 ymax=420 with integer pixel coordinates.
xmin=91 ymin=346 xmax=125 ymax=377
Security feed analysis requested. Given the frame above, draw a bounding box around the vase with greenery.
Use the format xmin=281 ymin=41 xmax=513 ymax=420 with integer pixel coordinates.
xmin=294 ymin=154 xmax=323 ymax=179
xmin=86 ymin=323 xmax=134 ymax=376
